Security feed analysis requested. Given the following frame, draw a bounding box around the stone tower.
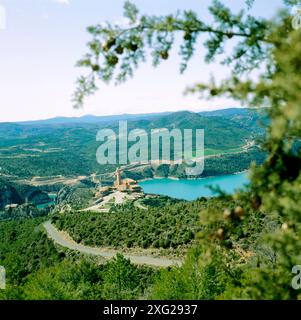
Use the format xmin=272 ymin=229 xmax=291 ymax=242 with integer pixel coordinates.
xmin=115 ymin=168 xmax=122 ymax=186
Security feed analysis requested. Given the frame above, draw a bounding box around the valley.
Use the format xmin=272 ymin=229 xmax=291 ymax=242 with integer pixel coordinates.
xmin=0 ymin=108 xmax=265 ymax=212
xmin=0 ymin=108 xmax=269 ymax=300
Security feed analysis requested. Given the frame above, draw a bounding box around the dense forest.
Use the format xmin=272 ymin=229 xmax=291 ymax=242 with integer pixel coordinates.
xmin=131 ymin=147 xmax=265 ymax=179
xmin=0 ymin=191 xmax=280 ymax=300
xmin=53 ymin=200 xmax=200 ymax=251
xmin=0 ymin=193 xmax=272 ymax=300
xmin=0 ymin=217 xmax=158 ymax=300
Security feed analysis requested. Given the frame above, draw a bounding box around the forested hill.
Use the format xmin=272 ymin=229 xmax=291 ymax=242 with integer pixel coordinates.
xmin=123 ymin=110 xmax=264 ymax=150
xmin=0 ymin=109 xmax=265 ymax=179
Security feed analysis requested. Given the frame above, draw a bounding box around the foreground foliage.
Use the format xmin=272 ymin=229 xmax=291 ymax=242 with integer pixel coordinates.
xmin=0 ymin=218 xmax=64 ymax=288
xmin=73 ymin=0 xmax=301 ymax=299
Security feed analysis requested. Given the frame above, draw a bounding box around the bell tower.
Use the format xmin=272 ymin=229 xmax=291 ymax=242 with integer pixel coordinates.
xmin=115 ymin=168 xmax=122 ymax=186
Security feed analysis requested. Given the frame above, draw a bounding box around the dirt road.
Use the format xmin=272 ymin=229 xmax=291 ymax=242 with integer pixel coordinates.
xmin=43 ymin=221 xmax=182 ymax=268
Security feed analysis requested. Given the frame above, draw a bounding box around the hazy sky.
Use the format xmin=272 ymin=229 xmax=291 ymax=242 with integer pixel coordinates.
xmin=0 ymin=0 xmax=284 ymax=122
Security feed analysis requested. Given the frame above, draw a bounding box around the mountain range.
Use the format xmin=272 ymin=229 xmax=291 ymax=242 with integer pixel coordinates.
xmin=3 ymin=108 xmax=255 ymax=126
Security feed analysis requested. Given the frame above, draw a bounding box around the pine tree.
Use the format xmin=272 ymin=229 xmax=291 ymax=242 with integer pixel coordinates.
xmin=74 ymin=0 xmax=301 ymax=299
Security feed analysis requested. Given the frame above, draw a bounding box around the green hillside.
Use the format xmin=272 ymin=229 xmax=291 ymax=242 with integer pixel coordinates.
xmin=0 ymin=109 xmax=264 ymax=179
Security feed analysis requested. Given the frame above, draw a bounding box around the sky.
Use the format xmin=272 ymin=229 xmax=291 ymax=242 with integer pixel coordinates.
xmin=0 ymin=0 xmax=285 ymax=122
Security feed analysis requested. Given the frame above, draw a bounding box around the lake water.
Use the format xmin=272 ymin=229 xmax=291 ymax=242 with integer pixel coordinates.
xmin=139 ymin=172 xmax=249 ymax=201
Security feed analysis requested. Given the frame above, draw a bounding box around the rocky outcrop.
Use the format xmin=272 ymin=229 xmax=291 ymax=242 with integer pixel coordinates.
xmin=55 ymin=185 xmax=94 ymax=211
xmin=0 ymin=179 xmax=22 ymax=209
xmin=27 ymin=190 xmax=51 ymax=205
xmin=0 ymin=203 xmax=49 ymax=220
xmin=0 ymin=178 xmax=51 ymax=209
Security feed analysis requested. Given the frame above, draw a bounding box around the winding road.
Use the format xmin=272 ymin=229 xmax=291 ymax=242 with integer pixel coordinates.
xmin=43 ymin=221 xmax=182 ymax=268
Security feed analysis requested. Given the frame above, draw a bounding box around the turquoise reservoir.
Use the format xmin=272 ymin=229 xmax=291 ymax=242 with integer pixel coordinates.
xmin=139 ymin=172 xmax=249 ymax=201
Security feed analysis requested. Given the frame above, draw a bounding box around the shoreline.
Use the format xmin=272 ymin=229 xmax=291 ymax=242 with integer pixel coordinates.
xmin=138 ymin=170 xmax=249 ymax=183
